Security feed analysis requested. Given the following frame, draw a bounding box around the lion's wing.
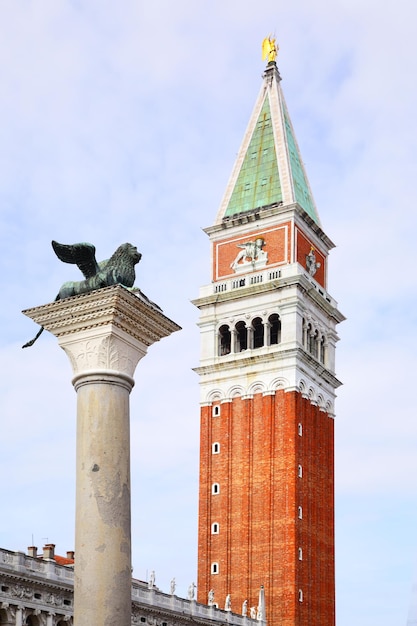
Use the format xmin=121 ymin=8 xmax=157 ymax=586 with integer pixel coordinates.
xmin=51 ymin=241 xmax=100 ymax=279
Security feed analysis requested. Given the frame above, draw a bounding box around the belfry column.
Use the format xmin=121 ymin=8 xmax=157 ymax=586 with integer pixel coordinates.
xmin=23 ymin=285 xmax=180 ymax=626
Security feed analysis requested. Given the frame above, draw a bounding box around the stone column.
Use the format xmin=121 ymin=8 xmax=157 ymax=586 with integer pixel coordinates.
xmin=23 ymin=285 xmax=180 ymax=626
xmin=15 ymin=606 xmax=23 ymax=626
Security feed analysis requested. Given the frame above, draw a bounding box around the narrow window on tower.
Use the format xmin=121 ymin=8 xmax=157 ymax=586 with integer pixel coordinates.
xmin=306 ymin=323 xmax=313 ymax=352
xmin=218 ymin=325 xmax=231 ymax=356
xmin=320 ymin=335 xmax=327 ymax=365
xmin=211 ymin=522 xmax=219 ymax=534
xmin=298 ymin=547 xmax=303 ymax=560
xmin=212 ymin=405 xmax=221 ymax=417
xmin=302 ymin=318 xmax=307 ymax=348
xmin=298 ymin=423 xmax=303 ymax=436
xmin=298 ymin=589 xmax=303 ymax=602
xmin=268 ymin=313 xmax=281 ymax=345
xmin=298 ymin=506 xmax=303 ymax=519
xmin=298 ymin=464 xmax=303 ymax=478
xmin=212 ymin=442 xmax=220 ymax=454
xmin=211 ymin=562 xmax=219 ymax=575
xmin=212 ymin=483 xmax=220 ymax=495
xmin=311 ymin=330 xmax=319 ymax=358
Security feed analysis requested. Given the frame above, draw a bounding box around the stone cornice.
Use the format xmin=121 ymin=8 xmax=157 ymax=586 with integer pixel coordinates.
xmin=0 ymin=571 xmax=73 ymax=593
xmin=194 ymin=346 xmax=341 ymax=389
xmin=297 ymin=347 xmax=342 ymax=388
xmin=204 ymin=202 xmax=335 ymax=250
xmin=293 ymin=204 xmax=335 ymax=250
xmin=193 ymin=350 xmax=279 ymax=375
xmin=23 ymin=285 xmax=181 ymax=348
xmin=193 ymin=273 xmax=344 ymax=324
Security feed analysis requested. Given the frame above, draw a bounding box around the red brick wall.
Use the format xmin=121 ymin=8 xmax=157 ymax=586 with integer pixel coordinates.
xmin=197 ymin=391 xmax=335 ymax=626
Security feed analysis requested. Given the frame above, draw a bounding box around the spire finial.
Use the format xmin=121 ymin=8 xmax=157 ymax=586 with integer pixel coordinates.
xmin=262 ymin=35 xmax=278 ymax=63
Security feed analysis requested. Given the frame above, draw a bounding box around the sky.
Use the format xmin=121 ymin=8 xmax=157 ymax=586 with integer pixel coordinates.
xmin=0 ymin=1 xmax=416 ymax=624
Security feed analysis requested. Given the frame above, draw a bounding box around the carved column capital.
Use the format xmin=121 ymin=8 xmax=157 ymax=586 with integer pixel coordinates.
xmin=23 ymin=285 xmax=181 ymax=385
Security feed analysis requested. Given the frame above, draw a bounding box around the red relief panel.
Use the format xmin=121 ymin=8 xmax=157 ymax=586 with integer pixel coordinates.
xmin=295 ymin=228 xmax=326 ymax=288
xmin=213 ymin=223 xmax=291 ymax=281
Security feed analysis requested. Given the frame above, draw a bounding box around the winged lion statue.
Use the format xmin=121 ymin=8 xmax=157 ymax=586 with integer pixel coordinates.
xmin=22 ymin=240 xmax=142 ymax=348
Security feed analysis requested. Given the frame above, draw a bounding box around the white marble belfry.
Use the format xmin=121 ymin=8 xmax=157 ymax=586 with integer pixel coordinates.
xmin=23 ymin=285 xmax=180 ymax=626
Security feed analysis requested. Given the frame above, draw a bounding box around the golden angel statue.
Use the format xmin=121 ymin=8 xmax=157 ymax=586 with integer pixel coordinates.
xmin=262 ymin=36 xmax=278 ymax=63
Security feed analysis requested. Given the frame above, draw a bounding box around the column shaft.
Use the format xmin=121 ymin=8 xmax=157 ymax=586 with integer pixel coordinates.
xmin=74 ymin=375 xmax=132 ymax=626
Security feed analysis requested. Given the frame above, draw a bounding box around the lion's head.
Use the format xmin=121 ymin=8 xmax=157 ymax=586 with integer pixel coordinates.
xmin=106 ymin=243 xmax=142 ymax=288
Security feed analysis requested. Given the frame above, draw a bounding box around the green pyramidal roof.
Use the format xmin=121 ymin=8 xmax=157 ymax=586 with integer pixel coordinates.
xmin=282 ymin=99 xmax=318 ymax=223
xmin=224 ymin=98 xmax=282 ymax=217
xmin=217 ymin=63 xmax=320 ymax=226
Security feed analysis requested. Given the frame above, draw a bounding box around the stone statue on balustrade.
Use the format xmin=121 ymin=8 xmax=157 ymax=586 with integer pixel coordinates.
xmin=242 ymin=599 xmax=248 ymax=616
xmin=225 ymin=594 xmax=231 ymax=611
xmin=188 ymin=582 xmax=196 ymax=600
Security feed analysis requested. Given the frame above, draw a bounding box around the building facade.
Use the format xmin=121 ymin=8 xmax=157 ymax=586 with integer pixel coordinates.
xmin=194 ymin=59 xmax=344 ymax=625
xmin=0 ymin=546 xmax=254 ymax=626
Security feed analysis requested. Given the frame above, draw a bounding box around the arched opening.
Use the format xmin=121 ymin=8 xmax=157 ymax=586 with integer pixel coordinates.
xmin=306 ymin=323 xmax=312 ymax=351
xmin=252 ymin=317 xmax=264 ymax=348
xmin=320 ymin=336 xmax=326 ymax=364
xmin=218 ymin=324 xmax=231 ymax=356
xmin=26 ymin=616 xmax=40 ymax=626
xmin=310 ymin=330 xmax=319 ymax=358
xmin=302 ymin=318 xmax=307 ymax=348
xmin=235 ymin=321 xmax=247 ymax=351
xmin=269 ymin=314 xmax=281 ymax=345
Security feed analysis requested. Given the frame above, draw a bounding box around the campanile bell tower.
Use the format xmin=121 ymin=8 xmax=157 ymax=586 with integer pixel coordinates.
xmin=194 ymin=44 xmax=344 ymax=626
